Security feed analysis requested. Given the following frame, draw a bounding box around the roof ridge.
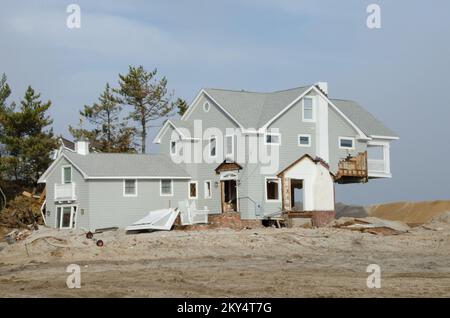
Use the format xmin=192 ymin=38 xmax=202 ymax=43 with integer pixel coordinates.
xmin=270 ymin=84 xmax=312 ymax=93
xmin=205 ymin=87 xmax=265 ymax=94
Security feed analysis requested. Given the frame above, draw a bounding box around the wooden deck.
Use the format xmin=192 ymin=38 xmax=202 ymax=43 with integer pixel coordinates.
xmin=335 ymin=152 xmax=368 ymax=183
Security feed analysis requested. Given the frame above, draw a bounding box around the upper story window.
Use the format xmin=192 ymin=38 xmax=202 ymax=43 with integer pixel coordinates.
xmin=170 ymin=140 xmax=177 ymax=155
xmin=302 ymin=96 xmax=315 ymax=122
xmin=210 ymin=136 xmax=217 ymax=157
xmin=264 ymin=133 xmax=281 ymax=145
xmin=203 ymin=101 xmax=211 ymax=112
xmin=339 ymin=137 xmax=355 ymax=149
xmin=123 ymin=179 xmax=137 ymax=197
xmin=62 ymin=166 xmax=72 ymax=184
xmin=298 ymin=134 xmax=311 ymax=147
xmin=225 ymin=135 xmax=234 ymax=157
xmin=160 ymin=179 xmax=173 ymax=196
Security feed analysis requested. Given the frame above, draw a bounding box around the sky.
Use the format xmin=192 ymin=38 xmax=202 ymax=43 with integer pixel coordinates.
xmin=0 ymin=0 xmax=449 ymax=205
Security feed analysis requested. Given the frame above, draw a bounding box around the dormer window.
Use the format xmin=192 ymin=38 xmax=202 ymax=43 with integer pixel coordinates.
xmin=302 ymin=96 xmax=315 ymax=122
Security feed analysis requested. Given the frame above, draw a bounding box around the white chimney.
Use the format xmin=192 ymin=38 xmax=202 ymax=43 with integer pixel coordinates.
xmin=315 ymin=82 xmax=328 ymax=96
xmin=75 ymin=139 xmax=89 ymax=155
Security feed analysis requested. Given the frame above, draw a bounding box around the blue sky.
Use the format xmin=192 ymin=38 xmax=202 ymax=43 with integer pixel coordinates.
xmin=1 ymin=0 xmax=449 ymax=205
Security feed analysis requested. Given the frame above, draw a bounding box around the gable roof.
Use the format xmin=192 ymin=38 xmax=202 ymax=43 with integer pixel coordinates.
xmin=331 ymin=99 xmax=398 ymax=138
xmin=277 ymin=154 xmax=334 ymax=177
xmin=153 ymin=119 xmax=198 ymax=144
xmin=203 ymin=86 xmax=310 ymax=129
xmin=39 ymin=151 xmax=191 ymax=182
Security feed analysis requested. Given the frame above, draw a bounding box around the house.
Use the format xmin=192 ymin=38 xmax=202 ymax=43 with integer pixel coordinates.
xmin=38 ymin=82 xmax=398 ymax=230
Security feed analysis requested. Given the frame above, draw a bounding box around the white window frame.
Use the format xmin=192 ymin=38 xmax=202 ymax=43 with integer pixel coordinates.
xmin=225 ymin=134 xmax=234 ymax=158
xmin=302 ymin=96 xmax=315 ymax=122
xmin=160 ymin=179 xmax=173 ymax=197
xmin=56 ymin=204 xmax=77 ymax=229
xmin=209 ymin=136 xmax=217 ymax=158
xmin=264 ymin=132 xmax=281 ymax=146
xmin=62 ymin=165 xmax=72 ymax=184
xmin=264 ymin=177 xmax=281 ymax=202
xmin=123 ymin=179 xmax=138 ymax=197
xmin=188 ymin=181 xmax=198 ymax=199
xmin=338 ymin=137 xmax=355 ymax=150
xmin=203 ymin=101 xmax=211 ymax=112
xmin=297 ymin=134 xmax=311 ymax=147
xmin=170 ymin=140 xmax=177 ymax=156
xmin=204 ymin=180 xmax=212 ymax=199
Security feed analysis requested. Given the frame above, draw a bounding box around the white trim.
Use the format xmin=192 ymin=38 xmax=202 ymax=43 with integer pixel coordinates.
xmin=61 ymin=165 xmax=72 ymax=184
xmin=370 ymin=135 xmax=400 ymax=140
xmin=264 ymin=132 xmax=281 ymax=146
xmin=225 ymin=134 xmax=234 ymax=158
xmin=188 ymin=181 xmax=198 ymax=200
xmin=338 ymin=137 xmax=355 ymax=150
xmin=39 ymin=153 xmax=88 ymax=183
xmin=160 ymin=179 xmax=173 ymax=197
xmin=203 ymin=101 xmax=211 ymax=112
xmin=204 ymin=180 xmax=212 ymax=199
xmin=297 ymin=134 xmax=312 ymax=147
xmin=182 ymin=89 xmax=244 ymax=129
xmin=264 ymin=177 xmax=281 ymax=202
xmin=302 ymin=96 xmax=315 ymax=122
xmin=209 ymin=136 xmax=217 ymax=158
xmin=123 ymin=179 xmax=138 ymax=197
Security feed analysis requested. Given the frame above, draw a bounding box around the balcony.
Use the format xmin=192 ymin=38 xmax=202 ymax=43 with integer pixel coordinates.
xmin=54 ymin=183 xmax=77 ymax=201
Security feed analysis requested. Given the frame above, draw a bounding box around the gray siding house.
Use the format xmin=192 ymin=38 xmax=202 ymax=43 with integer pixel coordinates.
xmin=39 ymin=82 xmax=398 ymax=230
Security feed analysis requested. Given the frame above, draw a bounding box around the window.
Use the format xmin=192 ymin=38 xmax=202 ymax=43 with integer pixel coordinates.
xmin=204 ymin=181 xmax=212 ymax=199
xmin=302 ymin=97 xmax=314 ymax=121
xmin=123 ymin=179 xmax=137 ymax=196
xmin=339 ymin=137 xmax=355 ymax=149
xmin=225 ymin=135 xmax=234 ymax=157
xmin=265 ymin=178 xmax=281 ymax=202
xmin=265 ymin=133 xmax=281 ymax=145
xmin=160 ymin=179 xmax=173 ymax=196
xmin=203 ymin=101 xmax=210 ymax=112
xmin=62 ymin=166 xmax=72 ymax=184
xmin=189 ymin=181 xmax=198 ymax=199
xmin=170 ymin=140 xmax=177 ymax=155
xmin=298 ymin=134 xmax=311 ymax=147
xmin=209 ymin=136 xmax=217 ymax=157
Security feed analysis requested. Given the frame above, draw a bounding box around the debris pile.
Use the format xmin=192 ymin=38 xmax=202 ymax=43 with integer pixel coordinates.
xmin=331 ymin=217 xmax=410 ymax=235
xmin=4 ymin=229 xmax=32 ymax=244
xmin=0 ymin=194 xmax=44 ymax=229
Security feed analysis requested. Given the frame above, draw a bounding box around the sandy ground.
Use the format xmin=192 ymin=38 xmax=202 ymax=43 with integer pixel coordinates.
xmin=1 ymin=215 xmax=450 ymax=297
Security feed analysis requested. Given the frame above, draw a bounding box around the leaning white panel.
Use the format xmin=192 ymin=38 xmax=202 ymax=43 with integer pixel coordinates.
xmin=126 ymin=208 xmax=179 ymax=231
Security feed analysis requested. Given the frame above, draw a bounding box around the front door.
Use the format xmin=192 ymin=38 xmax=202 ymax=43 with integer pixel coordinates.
xmin=221 ymin=180 xmax=237 ymax=212
xmin=56 ymin=205 xmax=77 ymax=229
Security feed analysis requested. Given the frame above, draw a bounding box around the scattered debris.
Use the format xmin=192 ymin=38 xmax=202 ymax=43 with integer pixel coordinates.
xmin=0 ymin=195 xmax=44 ymax=229
xmin=4 ymin=229 xmax=32 ymax=244
xmin=332 ymin=217 xmax=410 ymax=235
xmin=85 ymin=231 xmax=104 ymax=247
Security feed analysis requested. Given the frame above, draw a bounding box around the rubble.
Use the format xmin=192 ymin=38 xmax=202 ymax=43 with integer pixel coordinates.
xmin=331 ymin=216 xmax=410 ymax=235
xmin=0 ymin=194 xmax=44 ymax=229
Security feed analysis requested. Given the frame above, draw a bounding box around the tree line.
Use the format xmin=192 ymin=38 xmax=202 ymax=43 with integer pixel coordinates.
xmin=0 ymin=65 xmax=188 ymax=187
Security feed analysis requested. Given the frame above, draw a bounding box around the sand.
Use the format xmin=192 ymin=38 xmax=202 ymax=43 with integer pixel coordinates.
xmin=367 ymin=200 xmax=450 ymax=225
xmin=1 ymin=217 xmax=450 ymax=297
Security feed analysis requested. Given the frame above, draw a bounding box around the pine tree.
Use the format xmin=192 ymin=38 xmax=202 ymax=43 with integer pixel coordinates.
xmin=115 ymin=66 xmax=174 ymax=153
xmin=0 ymin=86 xmax=58 ymax=184
xmin=0 ymin=73 xmax=11 ymax=111
xmin=69 ymin=83 xmax=136 ymax=153
xmin=174 ymin=98 xmax=188 ymax=116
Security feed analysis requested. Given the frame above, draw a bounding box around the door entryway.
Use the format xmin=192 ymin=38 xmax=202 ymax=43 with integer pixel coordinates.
xmin=56 ymin=205 xmax=77 ymax=229
xmin=221 ymin=180 xmax=237 ymax=212
xmin=290 ymin=179 xmax=303 ymax=211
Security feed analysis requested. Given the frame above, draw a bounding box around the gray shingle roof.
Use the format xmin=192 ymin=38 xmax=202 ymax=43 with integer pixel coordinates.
xmin=204 ymin=86 xmax=310 ymax=129
xmin=331 ymin=99 xmax=398 ymax=138
xmin=64 ymin=151 xmax=190 ymax=178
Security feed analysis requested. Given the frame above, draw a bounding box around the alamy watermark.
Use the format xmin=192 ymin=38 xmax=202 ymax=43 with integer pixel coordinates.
xmin=66 ymin=264 xmax=81 ymax=288
xmin=66 ymin=4 xmax=81 ymax=29
xmin=366 ymin=264 xmax=381 ymax=288
xmin=367 ymin=4 xmax=381 ymax=29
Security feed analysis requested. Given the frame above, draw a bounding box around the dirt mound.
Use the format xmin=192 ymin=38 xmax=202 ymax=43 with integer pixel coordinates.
xmin=367 ymin=200 xmax=450 ymax=225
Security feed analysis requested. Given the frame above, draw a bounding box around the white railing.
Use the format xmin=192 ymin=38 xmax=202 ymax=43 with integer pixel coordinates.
xmin=54 ymin=183 xmax=76 ymax=201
